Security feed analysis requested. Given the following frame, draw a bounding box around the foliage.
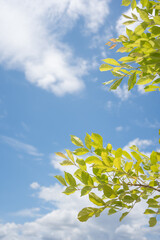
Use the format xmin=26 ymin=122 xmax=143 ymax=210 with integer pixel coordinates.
xmin=100 ymin=0 xmax=160 ymax=92
xmin=55 ymin=0 xmax=160 ymax=228
xmin=55 ymin=134 xmax=160 ymax=227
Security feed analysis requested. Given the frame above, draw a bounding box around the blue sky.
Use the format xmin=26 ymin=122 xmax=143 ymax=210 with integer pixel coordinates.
xmin=0 ymin=0 xmax=160 ymax=239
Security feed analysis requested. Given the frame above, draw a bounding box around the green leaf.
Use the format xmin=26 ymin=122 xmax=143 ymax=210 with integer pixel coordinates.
xmin=150 ymin=151 xmax=157 ymax=165
xmin=125 ymin=162 xmax=133 ymax=172
xmin=113 ymin=158 xmax=121 ymax=170
xmin=122 ymin=150 xmax=132 ymax=160
xmin=131 ymin=0 xmax=137 ymax=10
xmin=115 ymin=148 xmax=122 ymax=157
xmin=56 ymin=152 xmax=68 ymax=159
xmin=136 ymin=76 xmax=154 ymax=85
xmin=120 ymin=212 xmax=129 ymax=221
xmin=81 ymin=171 xmax=93 ymax=186
xmin=132 ymin=14 xmax=138 ymax=21
xmin=128 ymin=72 xmax=136 ymax=90
xmin=74 ymin=148 xmax=89 ymax=156
xmin=137 ymin=7 xmax=149 ymax=22
xmin=154 ymin=16 xmax=160 ymax=25
xmin=64 ymin=172 xmax=76 ymax=186
xmin=149 ymin=26 xmax=160 ymax=36
xmin=122 ymin=14 xmax=132 ymax=19
xmin=91 ymin=133 xmax=103 ymax=149
xmin=81 ymin=186 xmax=92 ymax=196
xmin=60 ymin=160 xmax=74 ymax=166
xmin=131 ymin=152 xmax=142 ymax=161
xmin=140 ymin=0 xmax=149 ymax=7
xmin=123 ymin=195 xmax=134 ymax=203
xmin=63 ymin=186 xmax=77 ymax=195
xmin=144 ymin=209 xmax=156 ymax=214
xmin=108 ymin=208 xmax=117 ymax=215
xmin=66 ymin=149 xmax=74 ymax=163
xmin=89 ymin=192 xmax=105 ymax=206
xmin=122 ymin=0 xmax=131 ymax=6
xmin=103 ymin=58 xmax=120 ymax=66
xmin=144 ymin=85 xmax=160 ymax=92
xmin=147 ymin=198 xmax=158 ymax=205
xmin=76 ymin=159 xmax=87 ymax=171
xmin=85 ymin=156 xmax=103 ymax=165
xmin=119 ymin=56 xmax=134 ymax=62
xmin=85 ymin=133 xmax=92 ymax=150
xmin=103 ymin=79 xmax=115 ymax=85
xmin=149 ymin=217 xmax=157 ymax=227
xmin=123 ymin=20 xmax=136 ymax=25
xmin=55 ymin=175 xmax=67 ymax=186
xmin=103 ymin=185 xmax=115 ymax=198
xmin=70 ymin=135 xmax=84 ymax=147
xmin=123 ymin=182 xmax=129 ymax=191
xmin=99 ymin=64 xmax=113 ymax=71
xmin=110 ymin=78 xmax=123 ymax=90
xmin=78 ymin=207 xmax=95 ymax=222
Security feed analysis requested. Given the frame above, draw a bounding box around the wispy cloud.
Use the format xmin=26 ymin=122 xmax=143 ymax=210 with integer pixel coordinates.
xmin=123 ymin=138 xmax=153 ymax=152
xmin=12 ymin=208 xmax=41 ymax=218
xmin=116 ymin=126 xmax=123 ymax=132
xmin=135 ymin=118 xmax=160 ymax=129
xmin=0 ymin=0 xmax=110 ymax=96
xmin=113 ymin=84 xmax=131 ymax=101
xmin=1 ymin=135 xmax=43 ymax=158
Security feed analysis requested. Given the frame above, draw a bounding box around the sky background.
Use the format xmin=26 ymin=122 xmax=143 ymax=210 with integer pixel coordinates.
xmin=0 ymin=0 xmax=160 ymax=239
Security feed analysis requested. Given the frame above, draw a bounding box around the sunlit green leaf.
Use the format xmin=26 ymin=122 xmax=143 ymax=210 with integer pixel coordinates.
xmin=70 ymin=135 xmax=84 ymax=147
xmin=64 ymin=172 xmax=76 ymax=186
xmin=55 ymin=175 xmax=67 ymax=186
xmin=149 ymin=217 xmax=157 ymax=227
xmin=103 ymin=58 xmax=120 ymax=66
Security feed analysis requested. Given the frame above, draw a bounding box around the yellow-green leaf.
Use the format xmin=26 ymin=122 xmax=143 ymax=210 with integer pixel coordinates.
xmin=149 ymin=217 xmax=157 ymax=227
xmin=102 ymin=58 xmax=120 ymax=66
xmin=56 ymin=152 xmax=68 ymax=159
xmin=122 ymin=0 xmax=131 ymax=6
xmin=89 ymin=192 xmax=105 ymax=206
xmin=85 ymin=156 xmax=103 ymax=165
xmin=66 ymin=149 xmax=74 ymax=163
xmin=74 ymin=148 xmax=89 ymax=156
xmin=125 ymin=162 xmax=133 ymax=172
xmin=70 ymin=135 xmax=84 ymax=147
xmin=114 ymin=158 xmax=121 ymax=170
xmin=55 ymin=175 xmax=67 ymax=186
xmin=99 ymin=64 xmax=113 ymax=71
xmin=64 ymin=172 xmax=76 ymax=186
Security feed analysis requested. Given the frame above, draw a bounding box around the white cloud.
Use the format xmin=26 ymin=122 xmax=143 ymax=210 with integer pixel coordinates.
xmin=30 ymin=182 xmax=40 ymax=190
xmin=113 ymin=84 xmax=131 ymax=101
xmin=1 ymin=135 xmax=43 ymax=158
xmin=136 ymin=118 xmax=160 ymax=129
xmin=105 ymin=100 xmax=113 ymax=110
xmin=12 ymin=208 xmax=41 ymax=218
xmin=0 ymin=182 xmax=159 ymax=240
xmin=0 ymin=0 xmax=110 ymax=96
xmin=124 ymin=138 xmax=153 ymax=152
xmin=137 ymin=85 xmax=146 ymax=94
xmin=116 ymin=126 xmax=123 ymax=132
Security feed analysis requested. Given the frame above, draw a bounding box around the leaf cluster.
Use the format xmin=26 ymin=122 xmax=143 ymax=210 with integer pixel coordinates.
xmin=100 ymin=0 xmax=160 ymax=92
xmin=55 ymin=134 xmax=160 ymax=227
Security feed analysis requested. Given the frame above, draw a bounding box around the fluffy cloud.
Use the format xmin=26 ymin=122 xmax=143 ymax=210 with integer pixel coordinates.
xmin=0 ymin=182 xmax=159 ymax=240
xmin=0 ymin=0 xmax=110 ymax=96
